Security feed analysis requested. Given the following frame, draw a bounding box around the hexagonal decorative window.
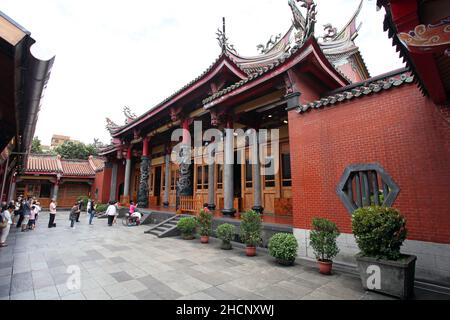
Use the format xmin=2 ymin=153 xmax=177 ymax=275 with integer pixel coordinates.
xmin=336 ymin=163 xmax=400 ymax=214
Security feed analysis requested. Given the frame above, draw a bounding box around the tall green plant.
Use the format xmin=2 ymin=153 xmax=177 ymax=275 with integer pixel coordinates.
xmin=309 ymin=218 xmax=340 ymax=262
xmin=240 ymin=210 xmax=262 ymax=247
xmin=352 ymin=206 xmax=407 ymax=260
xmin=197 ymin=209 xmax=212 ymax=236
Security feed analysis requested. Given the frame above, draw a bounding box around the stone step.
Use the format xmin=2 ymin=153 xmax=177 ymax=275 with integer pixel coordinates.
xmin=144 ymin=215 xmax=182 ymax=238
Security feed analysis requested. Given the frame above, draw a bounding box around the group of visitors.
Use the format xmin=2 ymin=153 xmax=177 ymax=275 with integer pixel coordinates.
xmin=1 ymin=196 xmax=142 ymax=246
xmin=0 ymin=196 xmax=43 ymax=247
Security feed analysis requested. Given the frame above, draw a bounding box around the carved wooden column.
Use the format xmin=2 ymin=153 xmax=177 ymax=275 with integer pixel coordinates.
xmin=138 ymin=137 xmax=150 ymax=207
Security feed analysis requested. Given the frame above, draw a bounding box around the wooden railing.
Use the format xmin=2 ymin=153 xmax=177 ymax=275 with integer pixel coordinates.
xmin=179 ymin=196 xmax=203 ymax=214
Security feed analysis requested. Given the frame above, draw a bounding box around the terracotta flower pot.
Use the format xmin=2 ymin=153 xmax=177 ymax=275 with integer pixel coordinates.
xmin=200 ymin=235 xmax=209 ymax=243
xmin=318 ymin=260 xmax=333 ymax=275
xmin=246 ymin=246 xmax=256 ymax=257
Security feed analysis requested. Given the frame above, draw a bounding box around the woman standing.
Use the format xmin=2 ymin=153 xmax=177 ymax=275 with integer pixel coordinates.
xmin=48 ymin=199 xmax=57 ymax=228
xmin=105 ymin=201 xmax=117 ymax=227
xmin=69 ymin=202 xmax=80 ymax=229
xmin=88 ymin=199 xmax=96 ymax=225
xmin=0 ymin=204 xmax=14 ymax=247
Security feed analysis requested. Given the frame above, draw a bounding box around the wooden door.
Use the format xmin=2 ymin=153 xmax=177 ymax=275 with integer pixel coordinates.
xmin=58 ymin=183 xmax=90 ymax=207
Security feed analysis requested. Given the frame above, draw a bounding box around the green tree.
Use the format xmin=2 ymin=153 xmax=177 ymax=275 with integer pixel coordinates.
xmin=54 ymin=140 xmax=97 ymax=160
xmin=31 ymin=137 xmax=43 ymax=154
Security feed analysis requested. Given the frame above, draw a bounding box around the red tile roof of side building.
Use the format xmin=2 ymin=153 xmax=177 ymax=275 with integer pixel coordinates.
xmin=24 ymin=154 xmax=104 ymax=177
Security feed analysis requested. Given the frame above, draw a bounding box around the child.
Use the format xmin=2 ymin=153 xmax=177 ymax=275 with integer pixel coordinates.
xmin=69 ymin=202 xmax=80 ymax=229
xmin=28 ymin=205 xmax=37 ymax=230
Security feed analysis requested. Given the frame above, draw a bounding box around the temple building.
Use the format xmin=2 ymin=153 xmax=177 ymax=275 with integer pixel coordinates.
xmin=98 ymin=0 xmax=449 ymax=285
xmin=11 ymin=155 xmax=106 ymax=208
xmin=0 ymin=11 xmax=55 ymax=204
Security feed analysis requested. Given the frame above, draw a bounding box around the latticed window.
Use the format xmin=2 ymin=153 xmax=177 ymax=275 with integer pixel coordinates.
xmin=336 ymin=163 xmax=399 ymax=213
xmin=217 ymin=164 xmax=223 ymax=189
xmin=264 ymin=156 xmax=275 ymax=188
xmin=196 ymin=165 xmax=209 ymax=190
xmin=170 ymin=169 xmax=178 ymax=190
xmin=281 ymin=153 xmax=291 ymax=187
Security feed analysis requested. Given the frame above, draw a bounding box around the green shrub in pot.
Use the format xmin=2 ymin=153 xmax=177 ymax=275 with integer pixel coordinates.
xmin=177 ymin=217 xmax=198 ymax=240
xmin=240 ymin=210 xmax=262 ymax=256
xmin=216 ymin=223 xmax=235 ymax=250
xmin=268 ymin=233 xmax=298 ymax=265
xmin=309 ymin=217 xmax=340 ymax=274
xmin=351 ymin=206 xmax=415 ymax=299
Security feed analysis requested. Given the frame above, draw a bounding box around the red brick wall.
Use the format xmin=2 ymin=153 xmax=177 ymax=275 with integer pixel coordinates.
xmin=94 ymin=167 xmax=111 ymax=204
xmin=288 ymin=84 xmax=450 ymax=244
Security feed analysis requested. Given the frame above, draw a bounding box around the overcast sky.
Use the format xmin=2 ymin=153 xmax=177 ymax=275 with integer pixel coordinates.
xmin=1 ymin=0 xmax=403 ymax=146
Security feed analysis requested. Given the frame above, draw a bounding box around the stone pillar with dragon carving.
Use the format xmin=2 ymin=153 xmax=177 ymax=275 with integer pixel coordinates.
xmin=137 ymin=137 xmax=150 ymax=208
xmin=177 ymin=118 xmax=193 ymax=206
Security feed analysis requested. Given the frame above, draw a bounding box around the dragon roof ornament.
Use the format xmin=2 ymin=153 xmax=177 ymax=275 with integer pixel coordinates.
xmin=123 ymin=106 xmax=137 ymax=124
xmin=216 ymin=17 xmax=237 ymax=54
xmin=105 ymin=117 xmax=121 ymax=134
xmin=289 ymin=0 xmax=317 ymax=44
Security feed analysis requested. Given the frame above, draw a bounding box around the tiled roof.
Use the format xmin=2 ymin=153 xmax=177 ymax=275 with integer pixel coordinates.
xmin=295 ymin=70 xmax=414 ymax=114
xmin=110 ymin=51 xmax=247 ymax=136
xmin=25 ymin=155 xmax=103 ymax=177
xmin=203 ymin=38 xmax=351 ymax=106
xmin=89 ymin=156 xmax=106 ymax=172
xmin=61 ymin=159 xmax=95 ymax=176
xmin=203 ymin=42 xmax=307 ymax=106
xmin=26 ymin=155 xmax=61 ymax=173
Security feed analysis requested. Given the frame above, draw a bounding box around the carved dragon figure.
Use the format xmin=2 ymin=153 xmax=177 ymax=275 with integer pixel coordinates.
xmin=257 ymin=33 xmax=282 ymax=54
xmin=123 ymin=106 xmax=137 ymax=124
xmin=288 ymin=0 xmax=317 ymax=44
xmin=105 ymin=117 xmax=120 ymax=134
xmin=322 ymin=23 xmax=338 ymax=41
xmin=216 ymin=17 xmax=237 ymax=54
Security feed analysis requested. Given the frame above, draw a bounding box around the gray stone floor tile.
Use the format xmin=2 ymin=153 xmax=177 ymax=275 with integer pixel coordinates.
xmin=3 ymin=211 xmax=438 ymax=301
xmin=35 ymin=285 xmax=59 ymax=300
xmin=110 ymin=271 xmax=133 ymax=282
xmin=61 ymin=292 xmax=86 ymax=300
xmin=10 ymin=290 xmax=35 ymax=300
xmin=82 ymin=287 xmax=111 ymax=300
xmin=134 ymin=289 xmax=162 ymax=300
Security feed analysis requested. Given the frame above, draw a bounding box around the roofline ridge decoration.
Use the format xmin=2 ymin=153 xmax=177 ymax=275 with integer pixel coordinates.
xmin=56 ymin=154 xmax=63 ymax=172
xmin=216 ymin=17 xmax=237 ymax=54
xmin=111 ymin=51 xmax=247 ymax=137
xmin=88 ymin=156 xmax=97 ymax=172
xmin=295 ymin=71 xmax=415 ymax=114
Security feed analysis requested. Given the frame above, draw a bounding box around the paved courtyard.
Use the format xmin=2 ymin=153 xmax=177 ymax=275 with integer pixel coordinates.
xmin=0 ymin=211 xmax=425 ymax=300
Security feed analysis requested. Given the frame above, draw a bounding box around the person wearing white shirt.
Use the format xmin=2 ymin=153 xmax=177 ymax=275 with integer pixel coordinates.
xmin=0 ymin=204 xmax=14 ymax=247
xmin=48 ymin=199 xmax=57 ymax=228
xmin=105 ymin=201 xmax=118 ymax=226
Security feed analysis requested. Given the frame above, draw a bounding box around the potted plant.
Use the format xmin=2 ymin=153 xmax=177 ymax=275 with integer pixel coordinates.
xmin=309 ymin=217 xmax=340 ymax=275
xmin=240 ymin=210 xmax=262 ymax=256
xmin=177 ymin=217 xmax=197 ymax=240
xmin=216 ymin=223 xmax=235 ymax=250
xmin=197 ymin=208 xmax=212 ymax=243
xmin=268 ymin=233 xmax=298 ymax=266
xmin=352 ymin=206 xmax=416 ymax=299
